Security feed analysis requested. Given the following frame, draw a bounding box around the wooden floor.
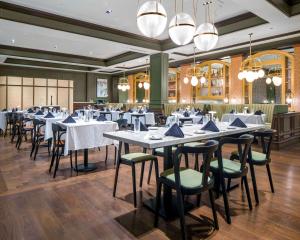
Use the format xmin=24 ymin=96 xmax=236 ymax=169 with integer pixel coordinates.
xmin=0 ymin=135 xmax=300 ymax=240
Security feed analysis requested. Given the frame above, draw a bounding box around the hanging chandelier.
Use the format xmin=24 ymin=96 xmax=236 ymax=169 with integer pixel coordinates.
xmin=137 ymin=1 xmax=167 ymax=38
xmin=190 ymin=47 xmax=198 ymax=86
xmin=238 ymin=33 xmax=265 ymax=83
xmin=117 ymin=71 xmax=130 ymax=92
xmin=194 ymin=1 xmax=218 ymax=51
xmin=169 ymin=0 xmax=195 ymax=46
xmin=265 ymin=66 xmax=282 ymax=86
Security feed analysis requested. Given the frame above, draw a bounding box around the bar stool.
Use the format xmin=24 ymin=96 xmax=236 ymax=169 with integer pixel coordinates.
xmin=113 ymin=146 xmax=159 ymax=208
xmin=154 ymin=140 xmax=219 ymax=240
xmin=210 ymin=134 xmax=254 ymax=224
xmin=131 ymin=114 xmax=146 ymax=126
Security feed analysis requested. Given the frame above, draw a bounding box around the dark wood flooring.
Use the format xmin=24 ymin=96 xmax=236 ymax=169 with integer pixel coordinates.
xmin=0 ymin=136 xmax=300 ymax=240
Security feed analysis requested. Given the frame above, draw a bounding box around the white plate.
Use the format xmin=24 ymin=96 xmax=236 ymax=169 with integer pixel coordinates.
xmin=227 ymin=126 xmax=236 ymax=129
xmin=194 ymin=130 xmax=205 ymax=134
xmin=149 ymin=135 xmax=162 ymax=140
xmin=148 ymin=127 xmax=159 ymax=130
xmin=183 ymin=123 xmax=193 ymax=126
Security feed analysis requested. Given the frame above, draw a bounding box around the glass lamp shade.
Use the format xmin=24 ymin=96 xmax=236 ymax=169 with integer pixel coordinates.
xmin=272 ymin=76 xmax=282 ymax=86
xmin=200 ymin=76 xmax=206 ymax=84
xmin=258 ymin=69 xmax=265 ymax=78
xmin=266 ymin=77 xmax=272 ymax=84
xmin=246 ymin=71 xmax=255 ymax=83
xmin=144 ymin=82 xmax=150 ymax=90
xmin=137 ymin=1 xmax=167 ymax=38
xmin=183 ymin=77 xmax=189 ymax=84
xmin=286 ymin=96 xmax=293 ymax=104
xmin=169 ymin=13 xmax=195 ymax=45
xmin=138 ymin=82 xmax=143 ymax=88
xmin=224 ymin=97 xmax=229 ymax=103
xmin=194 ymin=23 xmax=218 ymax=51
xmin=238 ymin=71 xmax=244 ymax=80
xmin=117 ymin=84 xmax=121 ymax=90
xmin=191 ymin=76 xmax=198 ymax=86
xmin=126 ymin=85 xmax=130 ymax=90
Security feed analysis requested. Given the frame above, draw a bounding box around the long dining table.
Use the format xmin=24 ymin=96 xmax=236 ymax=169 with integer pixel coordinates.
xmin=104 ymin=122 xmax=265 ymax=220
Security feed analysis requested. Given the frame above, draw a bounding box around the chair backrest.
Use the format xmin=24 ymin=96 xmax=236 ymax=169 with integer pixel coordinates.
xmin=253 ymin=129 xmax=275 ymax=161
xmin=52 ymin=123 xmax=66 ymax=144
xmin=116 ymin=118 xmax=128 ymax=130
xmin=33 ymin=119 xmax=45 ymax=136
xmin=173 ymin=140 xmax=219 ymax=189
xmin=219 ymin=134 xmax=254 ymax=172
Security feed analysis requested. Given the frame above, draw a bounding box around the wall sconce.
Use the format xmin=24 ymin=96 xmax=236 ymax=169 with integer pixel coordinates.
xmin=231 ymin=97 xmax=237 ymax=104
xmin=223 ymin=95 xmax=229 ymax=104
xmin=286 ymin=89 xmax=294 ymax=105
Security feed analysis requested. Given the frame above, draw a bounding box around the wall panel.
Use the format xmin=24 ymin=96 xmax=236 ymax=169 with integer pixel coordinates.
xmin=34 ymin=87 xmax=47 ymax=106
xmin=23 ymin=86 xmax=34 ymax=108
xmin=0 ymin=86 xmax=6 ymax=109
xmin=69 ymin=88 xmax=73 ymax=112
xmin=58 ymin=80 xmax=69 ymax=87
xmin=34 ymin=78 xmax=47 ymax=86
xmin=23 ymin=77 xmax=33 ymax=85
xmin=7 ymin=86 xmax=22 ymax=108
xmin=58 ymin=88 xmax=69 ymax=109
xmin=48 ymin=79 xmax=57 ymax=87
xmin=47 ymin=87 xmax=57 ymax=106
xmin=0 ymin=76 xmax=6 ymax=85
xmin=7 ymin=76 xmax=22 ymax=85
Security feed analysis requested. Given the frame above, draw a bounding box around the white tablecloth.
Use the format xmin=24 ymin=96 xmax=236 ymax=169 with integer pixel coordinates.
xmin=221 ymin=113 xmax=266 ymax=124
xmin=123 ymin=112 xmax=155 ymax=125
xmin=40 ymin=117 xmax=64 ymax=140
xmin=98 ymin=111 xmax=122 ymax=121
xmin=166 ymin=113 xmax=203 ymax=125
xmin=0 ymin=112 xmax=7 ymax=131
xmin=58 ymin=120 xmax=118 ymax=156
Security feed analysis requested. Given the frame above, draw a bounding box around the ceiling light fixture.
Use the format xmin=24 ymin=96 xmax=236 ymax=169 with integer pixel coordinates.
xmin=168 ymin=0 xmax=195 ymax=45
xmin=106 ymin=9 xmax=112 ymax=14
xmin=137 ymin=1 xmax=167 ymax=38
xmin=190 ymin=46 xmax=198 ymax=86
xmin=194 ymin=1 xmax=218 ymax=51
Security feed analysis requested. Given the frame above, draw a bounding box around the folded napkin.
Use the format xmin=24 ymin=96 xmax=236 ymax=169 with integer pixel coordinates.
xmin=140 ymin=122 xmax=148 ymax=131
xmin=97 ymin=115 xmax=107 ymax=121
xmin=195 ymin=110 xmax=204 ymax=116
xmin=254 ymin=110 xmax=263 ymax=115
xmin=63 ymin=115 xmax=76 ymax=123
xmin=229 ymin=109 xmax=235 ymax=114
xmin=106 ymin=108 xmax=110 ymax=112
xmin=201 ymin=120 xmax=219 ymax=132
xmin=230 ymin=118 xmax=247 ymax=128
xmin=176 ymin=108 xmax=180 ymax=112
xmin=247 ymin=109 xmax=250 ymax=114
xmin=128 ymin=109 xmax=133 ymax=113
xmin=71 ymin=112 xmax=78 ymax=117
xmin=165 ymin=123 xmax=184 ymax=138
xmin=27 ymin=108 xmax=34 ymax=113
xmin=116 ymin=108 xmax=120 ymax=111
xmin=35 ymin=110 xmax=44 ymax=115
xmin=138 ymin=109 xmax=144 ymax=114
xmin=197 ymin=117 xmax=203 ymax=124
xmin=44 ymin=112 xmax=55 ymax=118
xmin=183 ymin=111 xmax=190 ymax=117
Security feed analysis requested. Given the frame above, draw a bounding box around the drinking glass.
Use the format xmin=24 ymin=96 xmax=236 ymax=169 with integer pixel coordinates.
xmin=134 ymin=118 xmax=140 ymax=132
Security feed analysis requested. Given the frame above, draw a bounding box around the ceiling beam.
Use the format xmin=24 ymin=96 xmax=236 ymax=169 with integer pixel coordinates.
xmin=0 ymin=1 xmax=161 ymax=51
xmin=266 ymin=0 xmax=291 ymax=16
xmin=105 ymin=52 xmax=147 ymax=66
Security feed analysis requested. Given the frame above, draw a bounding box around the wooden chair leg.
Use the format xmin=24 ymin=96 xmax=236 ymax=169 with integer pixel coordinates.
xmin=226 ymin=178 xmax=231 ymax=192
xmin=113 ymin=161 xmax=121 ymax=197
xmin=139 ymin=161 xmax=145 ymax=188
xmin=243 ymin=176 xmax=252 ymax=210
xmin=220 ymin=173 xmax=231 ymax=224
xmin=249 ymin=163 xmax=259 ymax=204
xmin=147 ymin=159 xmax=153 ymax=184
xmin=49 ymin=147 xmax=57 ymax=173
xmin=33 ymin=140 xmax=40 ymax=161
xmin=75 ymin=151 xmax=78 ymax=175
xmin=194 ymin=153 xmax=199 ymax=171
xmin=70 ymin=150 xmax=73 ymax=170
xmin=209 ymin=189 xmax=219 ymax=230
xmin=53 ymin=148 xmax=61 ymax=178
xmin=153 ymin=159 xmax=159 ymax=184
xmin=105 ymin=145 xmax=108 ymax=164
xmin=30 ymin=138 xmax=35 ymax=157
xmin=154 ymin=181 xmax=162 ymax=227
xmin=266 ymin=164 xmax=275 ymax=193
xmin=132 ymin=163 xmax=137 ymax=207
xmin=176 ymin=187 xmax=187 ymax=240
xmin=184 ymin=153 xmax=189 ymax=168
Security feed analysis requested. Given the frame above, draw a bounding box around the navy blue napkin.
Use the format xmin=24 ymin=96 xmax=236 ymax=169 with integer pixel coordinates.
xmin=138 ymin=109 xmax=144 ymax=114
xmin=201 ymin=120 xmax=220 ymax=132
xmin=247 ymin=109 xmax=250 ymax=114
xmin=27 ymin=108 xmax=34 ymax=113
xmin=230 ymin=109 xmax=235 ymax=114
xmin=63 ymin=115 xmax=76 ymax=123
xmin=176 ymin=108 xmax=180 ymax=112
xmin=254 ymin=110 xmax=263 ymax=115
xmin=44 ymin=112 xmax=55 ymax=118
xmin=116 ymin=108 xmax=120 ymax=111
xmin=230 ymin=118 xmax=247 ymax=128
xmin=140 ymin=122 xmax=148 ymax=131
xmin=183 ymin=111 xmax=190 ymax=117
xmin=97 ymin=115 xmax=107 ymax=121
xmin=35 ymin=110 xmax=43 ymax=115
xmin=196 ymin=110 xmax=204 ymax=116
xmin=128 ymin=109 xmax=133 ymax=113
xmin=197 ymin=117 xmax=203 ymax=124
xmin=165 ymin=123 xmax=184 ymax=138
xmin=71 ymin=112 xmax=78 ymax=117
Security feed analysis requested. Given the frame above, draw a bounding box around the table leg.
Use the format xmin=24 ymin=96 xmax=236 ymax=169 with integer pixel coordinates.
xmin=76 ymin=148 xmax=97 ymax=172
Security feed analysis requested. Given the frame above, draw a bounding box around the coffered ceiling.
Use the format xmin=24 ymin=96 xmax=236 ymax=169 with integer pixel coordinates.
xmin=0 ymin=0 xmax=300 ymax=74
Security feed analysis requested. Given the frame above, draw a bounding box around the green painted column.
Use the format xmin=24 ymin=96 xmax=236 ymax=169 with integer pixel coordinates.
xmin=149 ymin=53 xmax=169 ymax=112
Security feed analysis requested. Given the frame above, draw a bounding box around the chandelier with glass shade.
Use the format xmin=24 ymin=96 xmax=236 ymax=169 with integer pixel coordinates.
xmin=137 ymin=59 xmax=151 ymax=90
xmin=168 ymin=0 xmax=196 ymax=45
xmin=238 ymin=33 xmax=265 ymax=83
xmin=117 ymin=71 xmax=130 ymax=92
xmin=194 ymin=1 xmax=218 ymax=51
xmin=265 ymin=66 xmax=282 ymax=86
xmin=137 ymin=1 xmax=167 ymax=38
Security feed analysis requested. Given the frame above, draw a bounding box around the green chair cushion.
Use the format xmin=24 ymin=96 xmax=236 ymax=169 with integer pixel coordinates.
xmin=161 ymin=168 xmax=210 ymax=189
xmin=155 ymin=147 xmax=177 ymax=154
xmin=121 ymin=153 xmax=157 ymax=163
xmin=251 ymin=151 xmax=267 ymax=162
xmin=210 ymin=158 xmax=241 ymax=174
xmin=184 ymin=142 xmax=204 ymax=148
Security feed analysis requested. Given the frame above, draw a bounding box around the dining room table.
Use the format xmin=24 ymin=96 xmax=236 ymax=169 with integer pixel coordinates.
xmin=123 ymin=112 xmax=155 ymax=125
xmin=58 ymin=119 xmax=118 ymax=172
xmin=221 ymin=113 xmax=266 ymax=124
xmin=104 ymin=122 xmax=265 ymax=219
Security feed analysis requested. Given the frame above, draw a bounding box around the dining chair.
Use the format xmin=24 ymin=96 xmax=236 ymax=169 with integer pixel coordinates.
xmin=131 ymin=114 xmax=146 ymax=126
xmin=4 ymin=112 xmax=13 ymax=137
xmin=15 ymin=115 xmax=33 ymax=149
xmin=210 ymin=134 xmax=254 ymax=224
xmin=49 ymin=123 xmax=77 ymax=178
xmin=247 ymin=129 xmax=276 ymax=204
xmin=113 ymin=143 xmax=159 ymax=208
xmin=30 ymin=119 xmax=50 ymax=160
xmin=154 ymin=140 xmax=219 ymax=240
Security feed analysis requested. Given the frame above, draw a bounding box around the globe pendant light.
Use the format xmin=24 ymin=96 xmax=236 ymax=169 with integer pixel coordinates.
xmin=137 ymin=1 xmax=167 ymax=38
xmin=183 ymin=76 xmax=189 ymax=84
xmin=143 ymin=58 xmax=151 ymax=90
xmin=190 ymin=46 xmax=198 ymax=86
xmin=169 ymin=0 xmax=195 ymax=45
xmin=266 ymin=77 xmax=272 ymax=85
xmin=194 ymin=1 xmax=218 ymax=51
